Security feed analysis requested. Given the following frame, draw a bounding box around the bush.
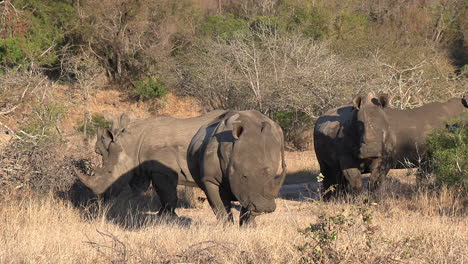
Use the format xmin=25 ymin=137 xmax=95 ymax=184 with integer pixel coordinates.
xmin=22 ymin=101 xmax=66 ymax=139
xmin=0 ymin=0 xmax=75 ymax=69
xmin=201 ymin=14 xmax=249 ymax=42
xmin=76 ymin=113 xmax=112 ymax=136
xmin=426 ymin=118 xmax=468 ymax=191
xmin=133 ymin=76 xmax=169 ymax=101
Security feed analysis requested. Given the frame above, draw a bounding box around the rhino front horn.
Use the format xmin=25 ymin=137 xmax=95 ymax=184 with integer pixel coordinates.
xmin=73 ymin=167 xmax=108 ymax=195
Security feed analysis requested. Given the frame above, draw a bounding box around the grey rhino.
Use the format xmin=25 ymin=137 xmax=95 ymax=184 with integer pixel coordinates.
xmin=187 ymin=110 xmax=287 ymax=226
xmin=76 ymin=110 xmax=227 ymax=216
xmin=314 ymin=92 xmax=467 ymax=197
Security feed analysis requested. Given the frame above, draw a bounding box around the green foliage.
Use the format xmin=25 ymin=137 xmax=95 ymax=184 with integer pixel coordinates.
xmin=298 ymin=207 xmax=377 ymax=263
xmin=133 ymin=76 xmax=169 ymax=101
xmin=427 ymin=118 xmax=468 ymax=190
xmin=272 ymin=111 xmax=314 ymax=139
xmin=0 ymin=0 xmax=75 ymax=69
xmin=22 ymin=102 xmax=66 ymax=139
xmin=0 ymin=38 xmax=27 ymax=66
xmin=76 ymin=113 xmax=112 ymax=136
xmin=201 ymin=13 xmax=249 ymax=42
xmin=277 ymin=0 xmax=330 ymax=40
xmin=249 ymin=16 xmax=286 ymax=35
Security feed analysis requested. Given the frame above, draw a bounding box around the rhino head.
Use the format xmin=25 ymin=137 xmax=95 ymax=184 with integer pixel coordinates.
xmin=95 ymin=111 xmax=133 ymax=161
xmin=77 ymin=112 xmax=135 ymax=196
xmin=225 ymin=113 xmax=286 ymax=214
xmin=353 ymin=92 xmax=394 ymax=160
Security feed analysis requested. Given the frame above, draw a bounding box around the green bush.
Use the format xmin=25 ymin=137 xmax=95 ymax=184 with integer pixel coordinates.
xmin=272 ymin=110 xmax=314 ymax=139
xmin=133 ymin=76 xmax=169 ymax=101
xmin=0 ymin=38 xmax=27 ymax=67
xmin=277 ymin=0 xmax=330 ymax=40
xmin=0 ymin=0 xmax=75 ymax=69
xmin=76 ymin=113 xmax=112 ymax=136
xmin=201 ymin=13 xmax=249 ymax=42
xmin=427 ymin=118 xmax=468 ymax=190
xmin=21 ymin=102 xmax=66 ymax=140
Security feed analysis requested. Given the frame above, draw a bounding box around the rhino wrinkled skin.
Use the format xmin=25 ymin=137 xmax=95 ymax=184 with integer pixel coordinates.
xmin=187 ymin=110 xmax=287 ymax=226
xmin=314 ymin=92 xmax=467 ymax=197
xmin=76 ymin=110 xmax=226 ymax=216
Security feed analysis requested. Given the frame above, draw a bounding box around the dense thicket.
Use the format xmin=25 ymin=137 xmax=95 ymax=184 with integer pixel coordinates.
xmin=1 ymin=0 xmax=467 ymax=128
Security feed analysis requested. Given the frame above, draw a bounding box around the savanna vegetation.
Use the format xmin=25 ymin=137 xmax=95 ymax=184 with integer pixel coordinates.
xmin=0 ymin=0 xmax=467 ymax=263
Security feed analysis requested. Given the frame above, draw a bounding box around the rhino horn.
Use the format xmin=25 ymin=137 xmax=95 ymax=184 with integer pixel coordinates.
xmin=74 ymin=167 xmax=113 ymax=195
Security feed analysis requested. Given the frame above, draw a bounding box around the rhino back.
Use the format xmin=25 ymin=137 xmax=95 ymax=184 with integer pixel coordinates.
xmin=384 ymin=99 xmax=466 ymax=165
xmin=120 ymin=110 xmax=226 ymax=184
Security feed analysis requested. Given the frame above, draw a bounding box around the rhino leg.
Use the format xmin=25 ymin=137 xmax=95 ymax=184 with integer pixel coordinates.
xmin=151 ymin=172 xmax=178 ymax=217
xmin=239 ymin=207 xmax=257 ymax=227
xmin=204 ymin=182 xmax=234 ymax=223
xmin=339 ymin=157 xmax=362 ymax=193
xmin=319 ymin=161 xmax=341 ymax=200
xmin=368 ymin=158 xmax=390 ymax=191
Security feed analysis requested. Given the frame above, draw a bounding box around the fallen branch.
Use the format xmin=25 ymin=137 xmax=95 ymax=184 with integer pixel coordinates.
xmin=0 ymin=104 xmax=20 ymax=115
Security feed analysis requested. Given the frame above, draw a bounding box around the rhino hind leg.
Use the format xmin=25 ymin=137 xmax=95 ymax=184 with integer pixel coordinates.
xmin=151 ymin=172 xmax=178 ymax=217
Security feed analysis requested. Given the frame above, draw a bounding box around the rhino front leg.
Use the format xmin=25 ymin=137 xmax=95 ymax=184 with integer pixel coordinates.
xmin=339 ymin=157 xmax=362 ymax=193
xmin=368 ymin=158 xmax=390 ymax=191
xmin=204 ymin=182 xmax=234 ymax=223
xmin=239 ymin=207 xmax=257 ymax=227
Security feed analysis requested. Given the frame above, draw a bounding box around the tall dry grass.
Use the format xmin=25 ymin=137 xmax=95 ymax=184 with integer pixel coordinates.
xmin=1 ymin=168 xmax=466 ymax=263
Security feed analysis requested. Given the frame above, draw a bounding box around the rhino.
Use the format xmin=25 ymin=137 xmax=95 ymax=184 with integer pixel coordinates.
xmin=314 ymin=92 xmax=467 ymax=197
xmin=76 ymin=110 xmax=227 ymax=216
xmin=187 ymin=110 xmax=287 ymax=226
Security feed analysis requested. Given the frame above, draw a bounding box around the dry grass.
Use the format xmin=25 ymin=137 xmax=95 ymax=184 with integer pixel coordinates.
xmin=1 ymin=85 xmax=467 ymax=263
xmin=1 ymin=152 xmax=466 ymax=263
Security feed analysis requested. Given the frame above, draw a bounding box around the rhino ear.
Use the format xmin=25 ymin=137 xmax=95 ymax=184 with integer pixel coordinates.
xmin=261 ymin=121 xmax=271 ymax=133
xmin=378 ymin=93 xmax=389 ymax=108
xmin=119 ymin=111 xmax=133 ymax=128
xmin=232 ymin=121 xmax=244 ymax=140
xmin=103 ymin=128 xmax=115 ymax=142
xmin=103 ymin=127 xmax=124 ymax=142
xmin=353 ymin=96 xmax=362 ymax=110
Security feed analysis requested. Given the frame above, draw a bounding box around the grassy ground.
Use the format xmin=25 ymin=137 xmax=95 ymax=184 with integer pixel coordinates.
xmin=1 ymin=152 xmax=466 ymax=264
xmin=1 ymin=87 xmax=466 ymax=263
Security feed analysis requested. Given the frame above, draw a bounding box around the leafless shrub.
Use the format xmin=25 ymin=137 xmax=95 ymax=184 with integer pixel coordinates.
xmin=0 ymin=138 xmax=89 ymax=194
xmin=178 ymin=28 xmax=372 ymax=117
xmin=75 ymin=0 xmax=196 ymax=84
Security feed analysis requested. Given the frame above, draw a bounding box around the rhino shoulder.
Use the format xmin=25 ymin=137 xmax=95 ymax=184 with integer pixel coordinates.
xmin=315 ymin=104 xmax=355 ymax=138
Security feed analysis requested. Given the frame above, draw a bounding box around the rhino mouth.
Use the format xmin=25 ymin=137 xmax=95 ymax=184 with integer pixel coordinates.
xmin=247 ymin=197 xmax=276 ymax=214
xmin=359 ymin=142 xmax=382 ymax=159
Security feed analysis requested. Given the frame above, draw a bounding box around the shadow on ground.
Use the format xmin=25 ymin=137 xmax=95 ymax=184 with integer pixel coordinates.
xmin=59 ymin=179 xmax=196 ymax=230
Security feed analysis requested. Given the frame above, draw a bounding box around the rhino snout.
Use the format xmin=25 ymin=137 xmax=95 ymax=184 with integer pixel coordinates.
xmin=359 ymin=142 xmax=382 ymax=159
xmin=249 ymin=197 xmax=276 ymax=214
